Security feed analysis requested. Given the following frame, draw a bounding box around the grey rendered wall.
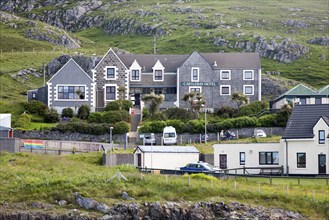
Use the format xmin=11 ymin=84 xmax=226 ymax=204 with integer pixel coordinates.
xmin=103 ymin=153 xmax=134 ymax=166
xmin=0 ymin=138 xmax=21 ymax=153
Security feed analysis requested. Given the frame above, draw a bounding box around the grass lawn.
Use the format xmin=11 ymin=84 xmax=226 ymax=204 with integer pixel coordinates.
xmin=0 ymin=152 xmax=327 ymax=218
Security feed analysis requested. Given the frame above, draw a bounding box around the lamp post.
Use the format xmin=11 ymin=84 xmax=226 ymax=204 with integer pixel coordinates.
xmin=204 ymin=105 xmax=207 ymax=144
xmin=110 ymin=126 xmax=113 ymax=166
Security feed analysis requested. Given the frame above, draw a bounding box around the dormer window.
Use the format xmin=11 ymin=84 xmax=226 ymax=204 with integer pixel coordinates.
xmin=220 ymin=70 xmax=231 ymax=80
xmin=130 ymin=60 xmax=142 ymax=82
xmin=191 ymin=68 xmax=199 ymax=82
xmin=152 ymin=59 xmax=165 ymax=82
xmin=154 ymin=70 xmax=163 ymax=81
xmin=243 ymin=70 xmax=254 ymax=80
xmin=319 ymin=130 xmax=325 ymax=144
xmin=131 ymin=70 xmax=140 ymax=81
xmin=104 ymin=66 xmax=118 ymax=80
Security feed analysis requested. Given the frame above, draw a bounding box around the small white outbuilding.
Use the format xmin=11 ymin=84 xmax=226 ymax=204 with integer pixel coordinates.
xmin=134 ymin=145 xmax=199 ymax=170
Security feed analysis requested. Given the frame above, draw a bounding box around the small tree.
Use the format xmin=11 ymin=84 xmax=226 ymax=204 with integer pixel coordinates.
xmin=231 ymin=92 xmax=249 ymax=111
xmin=62 ymin=108 xmax=74 ymax=118
xmin=77 ymin=104 xmax=90 ymax=120
xmin=182 ymin=92 xmax=205 ymax=117
xmin=141 ymin=93 xmax=164 ymax=119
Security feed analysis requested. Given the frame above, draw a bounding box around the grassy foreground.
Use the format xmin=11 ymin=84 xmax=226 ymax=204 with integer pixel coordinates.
xmin=0 ymin=152 xmax=327 ymax=219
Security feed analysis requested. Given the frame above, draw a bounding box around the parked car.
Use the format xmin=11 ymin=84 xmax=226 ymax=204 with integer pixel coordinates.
xmin=253 ymin=129 xmax=267 ymax=138
xmin=195 ymin=134 xmax=209 ymax=143
xmin=143 ymin=133 xmax=156 ymax=145
xmin=180 ymin=162 xmax=219 ymax=173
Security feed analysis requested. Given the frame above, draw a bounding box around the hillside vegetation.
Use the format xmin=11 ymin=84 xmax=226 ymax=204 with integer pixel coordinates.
xmin=0 ymin=0 xmax=328 ymax=103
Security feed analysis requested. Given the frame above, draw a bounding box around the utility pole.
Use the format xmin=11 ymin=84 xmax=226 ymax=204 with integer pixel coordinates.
xmin=43 ymin=62 xmax=46 ymax=86
xmin=153 ymin=32 xmax=157 ymax=54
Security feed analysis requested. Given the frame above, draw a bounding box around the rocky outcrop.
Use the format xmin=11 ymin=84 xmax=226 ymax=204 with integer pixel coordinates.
xmin=0 ymin=197 xmax=305 ymax=219
xmin=214 ymin=35 xmax=309 ymax=63
xmin=308 ymin=37 xmax=329 ymax=46
xmin=47 ymin=55 xmax=94 ymax=76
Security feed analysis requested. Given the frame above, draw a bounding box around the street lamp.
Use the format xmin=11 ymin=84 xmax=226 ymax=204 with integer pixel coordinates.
xmin=110 ymin=127 xmax=113 ymax=166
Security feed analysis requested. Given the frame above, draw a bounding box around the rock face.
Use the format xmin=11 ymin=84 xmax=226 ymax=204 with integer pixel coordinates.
xmin=0 ymin=11 xmax=80 ymax=48
xmin=308 ymin=37 xmax=329 ymax=46
xmin=0 ymin=198 xmax=305 ymax=219
xmin=214 ymin=35 xmax=309 ymax=63
xmin=47 ymin=55 xmax=94 ymax=76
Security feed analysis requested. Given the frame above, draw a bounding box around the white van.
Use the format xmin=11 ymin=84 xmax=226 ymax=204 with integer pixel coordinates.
xmin=163 ymin=126 xmax=177 ymax=145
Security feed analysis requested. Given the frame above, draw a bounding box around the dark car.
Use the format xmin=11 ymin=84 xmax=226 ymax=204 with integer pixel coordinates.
xmin=180 ymin=162 xmax=219 ymax=173
xmin=195 ymin=134 xmax=209 ymax=143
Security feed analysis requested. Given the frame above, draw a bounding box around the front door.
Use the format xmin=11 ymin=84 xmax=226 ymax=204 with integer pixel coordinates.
xmin=318 ymin=154 xmax=326 ymax=174
xmin=135 ymin=94 xmax=140 ymax=106
xmin=137 ymin=153 xmax=142 ymax=167
xmin=219 ymin=154 xmax=227 ymax=169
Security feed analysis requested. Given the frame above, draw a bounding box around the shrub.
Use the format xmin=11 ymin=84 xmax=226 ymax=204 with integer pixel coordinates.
xmin=216 ymin=106 xmax=237 ymax=118
xmin=15 ymin=114 xmax=32 ymax=129
xmin=114 ymin=121 xmax=130 ymax=134
xmin=104 ymin=101 xmax=121 ymax=111
xmin=119 ymin=110 xmax=132 ymax=123
xmin=88 ymin=112 xmax=103 ymax=123
xmin=183 ymin=120 xmax=204 ymax=133
xmin=121 ymin=100 xmax=133 ymax=111
xmin=23 ymin=100 xmax=47 ymax=116
xmin=62 ymin=108 xmax=74 ymax=118
xmin=164 ymin=107 xmax=194 ymax=121
xmin=142 ymin=108 xmax=149 ymax=119
xmin=258 ymin=114 xmax=277 ymax=127
xmin=275 ymin=112 xmax=289 ymax=127
xmin=44 ymin=108 xmax=60 ymax=123
xmin=237 ymin=101 xmax=269 ymax=117
xmin=54 ymin=122 xmax=115 ymax=135
xmin=214 ymin=119 xmax=234 ymax=131
xmin=232 ymin=116 xmax=258 ymax=128
xmin=166 ymin=119 xmax=184 ymax=133
xmin=77 ymin=105 xmax=90 ymax=120
xmin=138 ymin=121 xmax=166 ymax=133
xmin=102 ymin=111 xmax=123 ymax=124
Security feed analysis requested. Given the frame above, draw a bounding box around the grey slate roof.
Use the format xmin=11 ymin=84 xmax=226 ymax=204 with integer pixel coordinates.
xmin=282 ymin=104 xmax=329 ymax=139
xmin=136 ymin=146 xmax=199 ymax=153
xmin=117 ymin=52 xmax=261 ymax=73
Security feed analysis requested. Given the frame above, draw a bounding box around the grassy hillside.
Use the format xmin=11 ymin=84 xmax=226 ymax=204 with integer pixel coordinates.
xmin=0 ymin=0 xmax=328 ymax=104
xmin=0 ymin=152 xmax=327 ymax=218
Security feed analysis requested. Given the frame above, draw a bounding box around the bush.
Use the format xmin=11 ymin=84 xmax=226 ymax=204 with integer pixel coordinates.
xmin=77 ymin=105 xmax=90 ymax=120
xmin=114 ymin=121 xmax=130 ymax=134
xmin=15 ymin=114 xmax=32 ymax=129
xmin=166 ymin=119 xmax=184 ymax=133
xmin=88 ymin=112 xmax=103 ymax=123
xmin=104 ymin=101 xmax=121 ymax=111
xmin=23 ymin=100 xmax=47 ymax=116
xmin=237 ymin=101 xmax=269 ymax=117
xmin=102 ymin=111 xmax=123 ymax=124
xmin=183 ymin=120 xmax=204 ymax=133
xmin=44 ymin=108 xmax=60 ymax=123
xmin=121 ymin=100 xmax=133 ymax=111
xmin=138 ymin=121 xmax=167 ymax=133
xmin=258 ymin=114 xmax=277 ymax=127
xmin=62 ymin=108 xmax=74 ymax=118
xmin=119 ymin=110 xmax=132 ymax=123
xmin=275 ymin=112 xmax=289 ymax=127
xmin=232 ymin=116 xmax=258 ymax=128
xmin=214 ymin=120 xmax=234 ymax=131
xmin=216 ymin=106 xmax=237 ymax=118
xmin=164 ymin=107 xmax=194 ymax=121
xmin=142 ymin=108 xmax=149 ymax=119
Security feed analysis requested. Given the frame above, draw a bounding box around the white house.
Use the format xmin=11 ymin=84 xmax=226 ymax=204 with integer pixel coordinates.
xmin=213 ymin=104 xmax=329 ymax=175
xmin=213 ymin=143 xmax=282 ymax=175
xmin=134 ymin=145 xmax=199 ymax=170
xmin=281 ymin=104 xmax=329 ymax=175
xmin=0 ymin=114 xmax=13 ymax=138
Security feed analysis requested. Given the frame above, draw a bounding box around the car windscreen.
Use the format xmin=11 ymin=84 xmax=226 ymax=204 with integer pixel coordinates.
xmin=164 ymin=132 xmax=176 ymax=138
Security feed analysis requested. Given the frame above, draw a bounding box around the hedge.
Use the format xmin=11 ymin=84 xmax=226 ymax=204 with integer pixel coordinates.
xmin=53 ymin=122 xmax=128 ymax=134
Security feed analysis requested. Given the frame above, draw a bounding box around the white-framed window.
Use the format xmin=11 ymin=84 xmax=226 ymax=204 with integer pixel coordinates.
xmin=191 ymin=67 xmax=199 ymax=82
xmin=319 ymin=130 xmax=325 ymax=144
xmin=220 ymin=85 xmax=231 ymax=95
xmin=154 ymin=70 xmax=163 ymax=81
xmin=240 ymin=152 xmax=246 ymax=165
xmin=131 ymin=69 xmax=140 ymax=81
xmin=297 ymin=153 xmax=306 ymax=168
xmin=104 ymin=66 xmax=118 ymax=80
xmin=259 ymin=152 xmax=279 ymax=165
xmin=243 ymin=70 xmax=254 ymax=80
xmin=57 ymin=85 xmax=86 ymax=100
xmin=105 ymin=84 xmax=117 ymax=100
xmin=220 ymin=70 xmax=231 ymax=80
xmin=243 ymin=85 xmax=254 ymax=95
xmin=189 ymin=86 xmax=202 ymax=93
xmin=32 ymin=92 xmax=36 ymax=99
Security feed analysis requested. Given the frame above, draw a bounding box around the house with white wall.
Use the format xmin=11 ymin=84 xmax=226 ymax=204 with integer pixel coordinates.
xmin=213 ymin=104 xmax=329 ymax=175
xmin=134 ymin=145 xmax=199 ymax=170
xmin=281 ymin=104 xmax=329 ymax=175
xmin=0 ymin=114 xmax=13 ymax=138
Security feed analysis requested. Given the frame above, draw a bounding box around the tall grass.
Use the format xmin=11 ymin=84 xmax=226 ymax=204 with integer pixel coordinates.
xmin=0 ymin=152 xmax=327 ymax=218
